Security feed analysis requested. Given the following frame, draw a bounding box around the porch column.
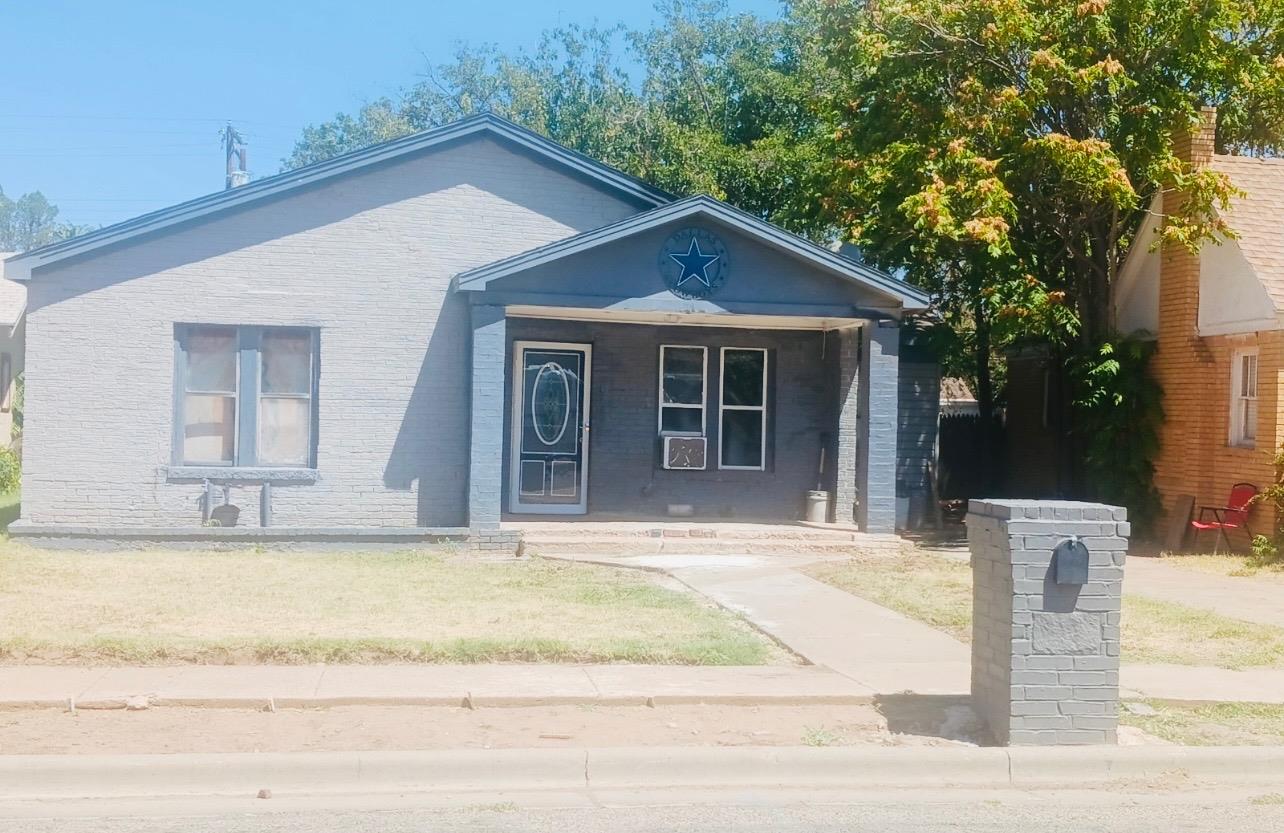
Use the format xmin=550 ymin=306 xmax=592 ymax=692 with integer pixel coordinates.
xmin=856 ymin=322 xmax=900 ymax=533
xmin=834 ymin=329 xmax=862 ymax=524
xmin=468 ymin=304 xmax=506 ymax=529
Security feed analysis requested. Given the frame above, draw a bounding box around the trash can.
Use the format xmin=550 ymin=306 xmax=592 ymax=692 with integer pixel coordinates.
xmin=805 ymin=490 xmax=831 ymax=523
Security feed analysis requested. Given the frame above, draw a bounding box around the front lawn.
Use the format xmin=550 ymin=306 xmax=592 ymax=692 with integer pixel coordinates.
xmin=0 ymin=545 xmax=778 ymax=666
xmin=804 ymin=549 xmax=1284 ymax=670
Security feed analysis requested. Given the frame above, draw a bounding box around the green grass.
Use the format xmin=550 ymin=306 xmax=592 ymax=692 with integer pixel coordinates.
xmin=805 ymin=548 xmax=1284 ymax=670
xmin=0 ymin=490 xmax=19 ymax=533
xmin=0 ymin=544 xmax=777 ymax=666
xmin=1121 ymin=701 xmax=1284 ymax=746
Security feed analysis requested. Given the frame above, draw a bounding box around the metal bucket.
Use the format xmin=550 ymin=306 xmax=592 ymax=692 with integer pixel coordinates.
xmin=805 ymin=490 xmax=831 ymax=523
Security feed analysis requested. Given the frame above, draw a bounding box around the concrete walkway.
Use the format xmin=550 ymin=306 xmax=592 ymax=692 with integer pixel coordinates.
xmin=0 ymin=664 xmax=873 ymax=709
xmin=556 ymin=554 xmax=1284 ymax=705
xmin=619 ymin=555 xmax=972 ymax=695
xmin=1125 ymin=557 xmax=1284 ymax=629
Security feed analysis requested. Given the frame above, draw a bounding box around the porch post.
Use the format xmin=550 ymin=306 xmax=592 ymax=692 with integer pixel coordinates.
xmin=834 ymin=329 xmax=862 ymax=524
xmin=856 ymin=321 xmax=900 ymax=533
xmin=468 ymin=304 xmax=507 ymax=529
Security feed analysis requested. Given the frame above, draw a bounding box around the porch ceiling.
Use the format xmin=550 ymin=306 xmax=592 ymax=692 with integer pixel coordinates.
xmin=505 ymin=303 xmax=866 ymax=331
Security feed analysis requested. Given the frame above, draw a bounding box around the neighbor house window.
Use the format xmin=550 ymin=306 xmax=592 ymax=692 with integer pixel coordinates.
xmin=175 ymin=325 xmax=317 ymax=467
xmin=1230 ymin=347 xmax=1259 ymax=448
xmin=658 ymin=345 xmax=707 ymax=436
xmin=719 ymin=347 xmax=767 ymax=470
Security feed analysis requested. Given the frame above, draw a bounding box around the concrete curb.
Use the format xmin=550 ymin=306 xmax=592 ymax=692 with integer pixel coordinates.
xmin=0 ymin=692 xmax=878 ymax=711
xmin=2 ymin=745 xmax=1283 ymax=800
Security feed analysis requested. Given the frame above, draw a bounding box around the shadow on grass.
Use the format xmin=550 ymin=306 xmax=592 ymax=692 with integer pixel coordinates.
xmin=0 ymin=492 xmax=18 ymax=533
xmin=873 ymin=692 xmax=989 ymax=745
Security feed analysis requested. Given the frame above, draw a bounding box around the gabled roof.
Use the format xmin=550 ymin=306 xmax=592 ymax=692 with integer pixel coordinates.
xmin=455 ymin=195 xmax=930 ymax=310
xmin=1211 ymin=154 xmax=1284 ymax=311
xmin=2 ymin=114 xmax=672 ymax=281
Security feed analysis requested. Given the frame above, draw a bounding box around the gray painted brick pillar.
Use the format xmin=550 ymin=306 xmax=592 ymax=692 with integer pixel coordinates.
xmin=856 ymin=323 xmax=899 ymax=533
xmin=833 ymin=328 xmax=861 ymax=524
xmin=967 ymin=499 xmax=1129 ymax=746
xmin=468 ymin=304 xmax=507 ymax=529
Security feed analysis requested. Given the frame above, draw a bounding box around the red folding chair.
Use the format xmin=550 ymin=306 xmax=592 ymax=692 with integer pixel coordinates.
xmin=1190 ymin=483 xmax=1259 ymax=553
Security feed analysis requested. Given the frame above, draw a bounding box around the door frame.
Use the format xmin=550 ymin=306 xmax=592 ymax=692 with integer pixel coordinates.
xmin=508 ymin=340 xmax=593 ymax=515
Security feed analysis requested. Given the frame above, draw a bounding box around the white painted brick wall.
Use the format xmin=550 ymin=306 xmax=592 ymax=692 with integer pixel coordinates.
xmin=21 ymin=138 xmax=642 ymax=527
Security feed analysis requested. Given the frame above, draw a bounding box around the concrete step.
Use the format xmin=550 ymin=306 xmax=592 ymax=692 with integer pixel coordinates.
xmin=511 ymin=524 xmax=866 ymax=542
xmin=521 ymin=536 xmax=900 ymax=556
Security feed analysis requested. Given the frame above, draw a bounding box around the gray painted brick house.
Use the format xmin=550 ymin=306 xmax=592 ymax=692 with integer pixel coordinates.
xmin=1 ymin=115 xmax=927 ymax=543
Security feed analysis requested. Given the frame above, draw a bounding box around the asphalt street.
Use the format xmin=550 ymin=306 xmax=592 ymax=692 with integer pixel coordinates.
xmin=4 ymin=789 xmax=1284 ymax=833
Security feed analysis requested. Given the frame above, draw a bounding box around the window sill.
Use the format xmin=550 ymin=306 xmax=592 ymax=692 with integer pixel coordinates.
xmin=162 ymin=465 xmax=319 ymax=484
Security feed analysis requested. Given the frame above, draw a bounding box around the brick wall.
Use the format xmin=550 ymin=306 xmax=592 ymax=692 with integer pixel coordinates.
xmin=1153 ymin=109 xmax=1278 ymax=539
xmin=20 ymin=138 xmax=645 ymax=528
xmin=968 ymin=499 xmax=1128 ymax=746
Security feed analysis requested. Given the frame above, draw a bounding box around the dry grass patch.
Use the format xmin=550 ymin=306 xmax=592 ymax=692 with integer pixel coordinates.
xmin=1154 ymin=553 xmax=1284 ymax=581
xmin=1121 ymin=701 xmax=1284 ymax=746
xmin=0 ymin=545 xmax=777 ymax=665
xmin=803 ymin=549 xmax=973 ymax=642
xmin=805 ymin=548 xmax=1284 ymax=670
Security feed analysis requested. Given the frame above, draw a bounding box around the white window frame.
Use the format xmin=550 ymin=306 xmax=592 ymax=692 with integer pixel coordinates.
xmin=658 ymin=344 xmax=707 ymax=437
xmin=718 ymin=346 xmax=768 ymax=471
xmin=1230 ymin=346 xmax=1259 ymax=448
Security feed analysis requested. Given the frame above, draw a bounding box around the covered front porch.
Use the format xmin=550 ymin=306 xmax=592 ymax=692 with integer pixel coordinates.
xmin=456 ymin=196 xmax=927 ymax=534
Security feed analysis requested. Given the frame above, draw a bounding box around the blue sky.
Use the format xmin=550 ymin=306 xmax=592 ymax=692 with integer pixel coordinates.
xmin=1 ymin=0 xmax=782 ymax=229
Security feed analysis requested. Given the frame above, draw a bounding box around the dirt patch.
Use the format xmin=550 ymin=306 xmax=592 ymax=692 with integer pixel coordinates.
xmin=0 ymin=703 xmax=984 ymax=755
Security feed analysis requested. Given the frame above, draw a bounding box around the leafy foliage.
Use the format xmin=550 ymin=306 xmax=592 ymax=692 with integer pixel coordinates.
xmin=0 ymin=188 xmax=89 ymax=252
xmin=0 ymin=447 xmax=18 ymax=495
xmin=799 ymin=0 xmax=1284 ymax=518
xmin=284 ymin=1 xmax=828 ymax=235
xmin=1069 ymin=339 xmax=1163 ymax=532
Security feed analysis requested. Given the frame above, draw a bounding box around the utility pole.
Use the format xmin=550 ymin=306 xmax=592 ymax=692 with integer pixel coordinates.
xmin=221 ymin=123 xmax=249 ymax=189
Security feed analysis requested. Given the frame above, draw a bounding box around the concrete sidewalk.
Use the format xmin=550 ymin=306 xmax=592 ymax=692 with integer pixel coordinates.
xmin=0 ymin=664 xmax=873 ymax=709
xmin=1125 ymin=557 xmax=1284 ymax=629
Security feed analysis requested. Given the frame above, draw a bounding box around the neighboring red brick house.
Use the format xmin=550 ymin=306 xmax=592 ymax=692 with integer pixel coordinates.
xmin=1114 ymin=109 xmax=1284 ymax=540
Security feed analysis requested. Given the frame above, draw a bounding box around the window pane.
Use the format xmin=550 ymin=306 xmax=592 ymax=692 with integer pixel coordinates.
xmin=183 ymin=394 xmax=235 ymax=463
xmin=721 ymin=409 xmax=764 ymax=468
xmin=259 ymin=396 xmax=311 ymax=466
xmin=185 ymin=328 xmax=237 ymax=392
xmin=1245 ymin=399 xmax=1259 ymax=442
xmin=722 ymin=350 xmax=765 ymax=406
xmin=661 ymin=407 xmax=703 ymax=435
xmin=261 ymin=331 xmax=312 ymax=394
xmin=662 ymin=347 xmax=704 ymax=405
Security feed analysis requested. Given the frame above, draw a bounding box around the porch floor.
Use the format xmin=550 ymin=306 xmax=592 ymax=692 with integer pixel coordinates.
xmin=507 ymin=520 xmax=902 ymax=557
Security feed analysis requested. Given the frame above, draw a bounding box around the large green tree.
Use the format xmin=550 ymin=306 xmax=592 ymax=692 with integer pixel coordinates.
xmin=285 ymin=1 xmax=828 ymax=234
xmin=0 ymin=187 xmax=85 ymax=252
xmin=798 ymin=0 xmax=1284 ymax=514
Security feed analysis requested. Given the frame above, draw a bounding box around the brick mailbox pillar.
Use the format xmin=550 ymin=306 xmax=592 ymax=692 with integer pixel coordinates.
xmin=967 ymin=499 xmax=1129 ymax=745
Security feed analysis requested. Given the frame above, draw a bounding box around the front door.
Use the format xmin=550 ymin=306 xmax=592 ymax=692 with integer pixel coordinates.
xmin=509 ymin=341 xmax=591 ymax=514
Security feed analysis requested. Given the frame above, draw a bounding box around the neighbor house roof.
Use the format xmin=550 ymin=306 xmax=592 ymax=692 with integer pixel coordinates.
xmin=455 ymin=194 xmax=930 ymax=311
xmin=1 ymin=114 xmax=672 ymax=281
xmin=1210 ymin=154 xmax=1284 ymax=311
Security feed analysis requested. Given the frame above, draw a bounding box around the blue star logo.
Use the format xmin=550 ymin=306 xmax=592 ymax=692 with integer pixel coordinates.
xmin=667 ymin=238 xmax=721 ymax=288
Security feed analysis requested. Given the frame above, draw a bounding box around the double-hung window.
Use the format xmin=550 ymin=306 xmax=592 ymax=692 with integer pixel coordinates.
xmin=719 ymin=347 xmax=767 ymax=470
xmin=658 ymin=345 xmax=707 ymax=436
xmin=1230 ymin=347 xmax=1259 ymax=448
xmin=175 ymin=325 xmax=318 ymax=468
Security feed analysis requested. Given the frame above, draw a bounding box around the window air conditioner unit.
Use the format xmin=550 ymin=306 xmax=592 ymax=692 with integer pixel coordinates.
xmin=663 ymin=436 xmax=707 ymax=470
